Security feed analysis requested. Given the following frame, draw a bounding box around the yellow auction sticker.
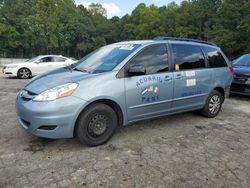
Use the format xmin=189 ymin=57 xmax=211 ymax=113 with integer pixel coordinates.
xmin=175 ymin=64 xmax=180 ymax=71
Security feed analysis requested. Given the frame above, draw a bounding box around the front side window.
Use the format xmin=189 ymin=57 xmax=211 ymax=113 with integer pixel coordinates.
xmin=129 ymin=44 xmax=169 ymax=75
xmin=201 ymin=46 xmax=227 ymax=67
xmin=172 ymin=44 xmax=206 ymax=70
xmin=75 ymin=44 xmax=140 ymax=73
xmin=233 ymin=54 xmax=250 ymax=66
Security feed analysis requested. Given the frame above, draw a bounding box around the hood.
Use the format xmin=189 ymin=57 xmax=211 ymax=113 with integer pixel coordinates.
xmin=5 ymin=62 xmax=26 ymax=67
xmin=234 ymin=66 xmax=250 ymax=76
xmin=25 ymin=68 xmax=97 ymax=94
xmin=4 ymin=61 xmax=29 ymax=66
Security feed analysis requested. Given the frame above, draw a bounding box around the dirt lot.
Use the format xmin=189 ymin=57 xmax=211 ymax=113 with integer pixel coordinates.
xmin=0 ymin=72 xmax=249 ymax=188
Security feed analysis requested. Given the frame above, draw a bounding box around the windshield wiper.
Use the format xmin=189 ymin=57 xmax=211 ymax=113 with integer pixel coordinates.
xmin=73 ymin=67 xmax=89 ymax=73
xmin=64 ymin=64 xmax=74 ymax=72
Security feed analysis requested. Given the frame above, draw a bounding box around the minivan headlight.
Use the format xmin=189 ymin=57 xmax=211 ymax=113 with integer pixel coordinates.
xmin=33 ymin=83 xmax=78 ymax=102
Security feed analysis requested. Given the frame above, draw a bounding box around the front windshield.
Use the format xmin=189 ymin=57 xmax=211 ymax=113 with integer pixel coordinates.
xmin=25 ymin=56 xmax=42 ymax=63
xmin=234 ymin=54 xmax=250 ymax=66
xmin=75 ymin=43 xmax=140 ymax=73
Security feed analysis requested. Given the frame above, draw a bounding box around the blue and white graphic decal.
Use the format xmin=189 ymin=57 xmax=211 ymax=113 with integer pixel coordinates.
xmin=136 ymin=75 xmax=162 ymax=103
xmin=141 ymin=85 xmax=160 ymax=103
xmin=136 ymin=75 xmax=163 ymax=88
xmin=141 ymin=85 xmax=159 ymax=95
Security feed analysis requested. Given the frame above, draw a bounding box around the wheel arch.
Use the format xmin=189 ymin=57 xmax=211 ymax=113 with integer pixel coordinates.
xmin=213 ymin=87 xmax=225 ymax=102
xmin=73 ymin=98 xmax=124 ymax=137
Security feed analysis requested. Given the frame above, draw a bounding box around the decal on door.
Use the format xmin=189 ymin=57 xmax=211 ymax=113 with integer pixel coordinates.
xmin=136 ymin=76 xmax=163 ymax=88
xmin=185 ymin=71 xmax=195 ymax=77
xmin=141 ymin=86 xmax=159 ymax=95
xmin=186 ymin=79 xmax=196 ymax=87
xmin=135 ymin=76 xmax=165 ymax=104
xmin=141 ymin=85 xmax=160 ymax=103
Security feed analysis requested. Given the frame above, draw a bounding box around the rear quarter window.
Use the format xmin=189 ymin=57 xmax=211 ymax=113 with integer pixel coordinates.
xmin=53 ymin=57 xmax=66 ymax=62
xmin=201 ymin=46 xmax=227 ymax=68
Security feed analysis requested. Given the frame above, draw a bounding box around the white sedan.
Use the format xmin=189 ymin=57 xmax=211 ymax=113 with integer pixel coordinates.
xmin=2 ymin=55 xmax=77 ymax=79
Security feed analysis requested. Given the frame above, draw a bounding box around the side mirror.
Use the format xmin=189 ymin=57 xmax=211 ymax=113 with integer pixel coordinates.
xmin=128 ymin=64 xmax=146 ymax=76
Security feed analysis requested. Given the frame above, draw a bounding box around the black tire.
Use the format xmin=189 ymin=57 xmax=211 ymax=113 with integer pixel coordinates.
xmin=17 ymin=68 xmax=31 ymax=79
xmin=201 ymin=90 xmax=223 ymax=118
xmin=76 ymin=103 xmax=118 ymax=146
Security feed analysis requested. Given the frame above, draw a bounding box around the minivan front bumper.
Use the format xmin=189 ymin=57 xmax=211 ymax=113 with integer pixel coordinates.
xmin=16 ymin=92 xmax=86 ymax=139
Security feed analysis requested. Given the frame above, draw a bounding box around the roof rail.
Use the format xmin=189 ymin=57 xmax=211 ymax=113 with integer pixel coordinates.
xmin=154 ymin=36 xmax=217 ymax=46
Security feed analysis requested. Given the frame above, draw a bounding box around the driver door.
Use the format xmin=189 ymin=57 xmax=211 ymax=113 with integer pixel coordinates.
xmin=124 ymin=44 xmax=174 ymax=122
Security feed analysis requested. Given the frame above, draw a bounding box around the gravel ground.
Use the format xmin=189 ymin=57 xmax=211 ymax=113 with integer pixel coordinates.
xmin=0 ymin=73 xmax=249 ymax=188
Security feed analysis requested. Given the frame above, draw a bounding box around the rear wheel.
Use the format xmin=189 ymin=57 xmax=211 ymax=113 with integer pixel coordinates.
xmin=201 ymin=90 xmax=223 ymax=118
xmin=17 ymin=68 xmax=31 ymax=79
xmin=76 ymin=103 xmax=118 ymax=146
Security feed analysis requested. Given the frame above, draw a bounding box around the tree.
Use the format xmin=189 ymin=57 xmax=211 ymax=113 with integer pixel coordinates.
xmin=158 ymin=2 xmax=179 ymax=37
xmin=88 ymin=3 xmax=107 ymax=17
xmin=209 ymin=0 xmax=250 ymax=58
xmin=0 ymin=0 xmax=249 ymax=59
xmin=123 ymin=3 xmax=161 ymax=39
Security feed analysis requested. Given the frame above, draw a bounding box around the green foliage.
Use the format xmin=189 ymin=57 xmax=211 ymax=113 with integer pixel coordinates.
xmin=0 ymin=0 xmax=249 ymax=59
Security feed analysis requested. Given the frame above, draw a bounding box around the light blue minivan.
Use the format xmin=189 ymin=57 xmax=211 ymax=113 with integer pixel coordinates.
xmin=16 ymin=37 xmax=233 ymax=146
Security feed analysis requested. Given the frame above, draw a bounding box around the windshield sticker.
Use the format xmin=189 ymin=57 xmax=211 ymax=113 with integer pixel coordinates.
xmin=185 ymin=71 xmax=195 ymax=77
xmin=136 ymin=76 xmax=163 ymax=88
xmin=119 ymin=44 xmax=135 ymax=50
xmin=186 ymin=79 xmax=196 ymax=87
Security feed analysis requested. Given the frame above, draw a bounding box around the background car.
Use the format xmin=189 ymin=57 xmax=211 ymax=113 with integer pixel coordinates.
xmin=231 ymin=54 xmax=250 ymax=95
xmin=2 ymin=55 xmax=77 ymax=79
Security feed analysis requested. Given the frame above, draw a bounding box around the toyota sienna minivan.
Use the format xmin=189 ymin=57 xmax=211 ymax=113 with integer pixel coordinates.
xmin=16 ymin=37 xmax=233 ymax=146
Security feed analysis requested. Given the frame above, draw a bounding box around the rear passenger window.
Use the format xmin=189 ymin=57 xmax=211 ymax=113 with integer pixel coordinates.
xmin=172 ymin=44 xmax=206 ymax=70
xmin=53 ymin=57 xmax=66 ymax=62
xmin=130 ymin=44 xmax=169 ymax=74
xmin=201 ymin=46 xmax=227 ymax=67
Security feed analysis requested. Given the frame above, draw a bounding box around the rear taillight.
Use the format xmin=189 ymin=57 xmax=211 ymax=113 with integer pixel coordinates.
xmin=229 ymin=67 xmax=234 ymax=75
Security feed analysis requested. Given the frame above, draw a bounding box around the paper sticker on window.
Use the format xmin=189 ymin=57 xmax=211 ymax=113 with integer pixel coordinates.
xmin=119 ymin=44 xmax=134 ymax=50
xmin=185 ymin=71 xmax=195 ymax=77
xmin=175 ymin=64 xmax=180 ymax=71
xmin=186 ymin=79 xmax=196 ymax=87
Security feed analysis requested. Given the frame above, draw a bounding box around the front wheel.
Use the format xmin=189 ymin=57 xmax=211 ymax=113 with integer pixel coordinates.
xmin=201 ymin=90 xmax=223 ymax=118
xmin=76 ymin=103 xmax=118 ymax=146
xmin=17 ymin=68 xmax=31 ymax=79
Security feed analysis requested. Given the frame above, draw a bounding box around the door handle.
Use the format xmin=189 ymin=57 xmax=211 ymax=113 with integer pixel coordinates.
xmin=176 ymin=74 xmax=185 ymax=79
xmin=164 ymin=75 xmax=173 ymax=81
